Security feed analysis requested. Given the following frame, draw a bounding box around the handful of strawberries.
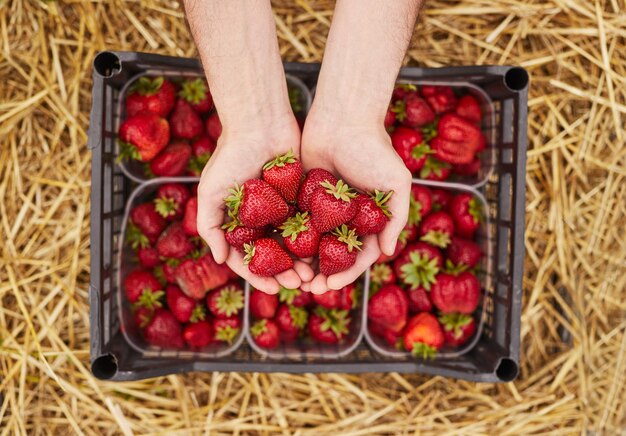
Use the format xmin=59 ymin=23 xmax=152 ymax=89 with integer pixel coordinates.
xmin=222 ymin=152 xmax=393 ymax=278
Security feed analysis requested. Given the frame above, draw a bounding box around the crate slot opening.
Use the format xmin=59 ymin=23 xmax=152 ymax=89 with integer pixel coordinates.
xmin=504 ymin=67 xmax=529 ymax=92
xmin=495 ymin=357 xmax=518 ymax=381
xmin=94 ymin=52 xmax=121 ymax=78
xmin=92 ymin=354 xmax=118 ymax=380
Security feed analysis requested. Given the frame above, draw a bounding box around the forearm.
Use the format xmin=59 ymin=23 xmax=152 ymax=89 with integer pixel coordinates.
xmin=313 ymin=0 xmax=421 ymax=125
xmin=184 ymin=1 xmax=292 ymax=132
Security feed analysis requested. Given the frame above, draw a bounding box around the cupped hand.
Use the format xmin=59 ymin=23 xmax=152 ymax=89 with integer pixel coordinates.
xmin=197 ymin=117 xmax=314 ymax=294
xmin=299 ymin=110 xmax=412 ymax=294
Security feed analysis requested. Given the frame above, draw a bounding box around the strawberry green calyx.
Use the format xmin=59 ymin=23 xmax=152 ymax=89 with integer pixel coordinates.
xmin=280 ymin=212 xmax=310 ymax=242
xmin=421 ymin=122 xmax=437 ymax=141
xmin=420 ymin=230 xmax=451 ymax=248
xmin=263 ymin=150 xmax=298 ymax=171
xmin=398 ymin=229 xmax=410 ymax=245
xmin=411 ymin=342 xmax=437 ymax=360
xmin=332 ymin=224 xmax=363 ymax=253
xmin=468 ymin=198 xmax=483 ymax=223
xmin=400 ymin=252 xmax=440 ymax=291
xmin=390 ymin=100 xmax=407 ymax=121
xmin=371 ymin=263 xmax=393 ymax=285
xmin=320 ymin=180 xmax=357 ymax=203
xmin=279 ymin=286 xmax=301 ymax=305
xmin=154 ymin=197 xmax=177 ymax=218
xmin=289 ymin=306 xmax=309 ymax=329
xmin=153 ymin=265 xmax=166 ymax=285
xmin=444 ymin=259 xmax=469 ymax=275
xmin=315 ymin=307 xmax=350 ymax=338
xmin=179 ymin=78 xmax=208 ymax=105
xmin=439 ymin=313 xmax=473 ymax=339
xmin=190 ymin=248 xmax=205 ymax=260
xmin=398 ymin=83 xmax=417 ymax=92
xmin=215 ymin=286 xmax=244 ymax=317
xmin=242 ymin=243 xmax=256 ymax=265
xmin=135 ymin=310 xmax=152 ymax=328
xmin=129 ymin=76 xmax=164 ymax=96
xmin=116 ymin=140 xmax=141 ymax=163
xmin=216 ymin=325 xmax=239 ymax=344
xmin=164 ymin=258 xmax=181 ymax=268
xmin=411 ymin=143 xmax=434 ymax=161
xmin=221 ymin=210 xmax=242 ymax=233
xmin=190 ymin=305 xmax=206 ymax=323
xmin=134 ymin=289 xmax=164 ymax=311
xmin=188 ymin=154 xmax=210 ymax=175
xmin=250 ymin=319 xmax=268 ymax=338
xmin=408 ymin=197 xmax=423 ymax=226
xmin=419 ymin=156 xmax=450 ymax=179
xmin=370 ymin=190 xmax=393 ymax=218
xmin=126 ymin=221 xmax=149 ymax=249
xmin=224 ymin=184 xmax=243 ymax=215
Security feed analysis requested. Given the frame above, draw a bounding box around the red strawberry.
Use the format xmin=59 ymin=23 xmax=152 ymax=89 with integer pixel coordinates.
xmin=213 ymin=316 xmax=241 ymax=344
xmin=403 ymin=221 xmax=420 ymax=243
xmin=129 ymin=203 xmax=166 ymax=246
xmin=281 ymin=328 xmax=300 ymax=343
xmin=274 ymin=304 xmax=309 ymax=335
xmin=447 ymin=237 xmax=482 ymax=269
xmin=421 ymin=85 xmax=457 ymax=114
xmin=126 ymin=77 xmax=176 ymax=118
xmin=312 ymin=289 xmax=341 ymax=309
xmin=124 ymin=270 xmax=164 ymax=308
xmin=310 ymin=180 xmax=358 ymax=233
xmin=407 ymin=287 xmax=433 ymax=313
xmin=308 ymin=307 xmax=350 ymax=344
xmin=393 ymin=92 xmax=435 ymax=128
xmin=250 ymin=319 xmax=280 ymax=349
xmin=419 ymin=211 xmax=455 ymax=248
xmin=431 ymin=272 xmax=480 ymax=314
xmin=338 ymin=282 xmax=358 ymax=310
xmin=370 ymin=322 xmax=403 ymax=349
xmin=392 ymin=83 xmax=417 ymax=101
xmin=318 ymin=225 xmax=362 ymax=276
xmin=178 ymin=79 xmax=213 ymax=114
xmin=367 ymin=284 xmax=408 ymax=333
xmin=279 ymin=287 xmax=312 ymax=307
xmin=205 ymin=112 xmax=222 ymax=142
xmin=390 ymin=127 xmax=432 ymax=173
xmin=408 ymin=185 xmax=432 ymax=228
xmin=403 ymin=312 xmax=444 ymax=358
xmin=419 ymin=156 xmax=451 ymax=181
xmin=154 ymin=262 xmax=178 ymax=285
xmin=226 ymin=180 xmax=289 ymax=229
xmin=431 ymin=189 xmax=452 ymax=211
xmin=430 ymin=136 xmax=475 ymax=165
xmin=432 ymin=113 xmax=485 ymax=164
xmin=455 ymin=94 xmax=482 ymax=124
xmin=297 ymin=168 xmax=337 ymax=212
xmin=175 ymin=254 xmax=232 ymax=299
xmin=280 ymin=212 xmax=321 ymax=258
xmin=133 ymin=306 xmax=153 ymax=328
xmin=169 ymin=98 xmax=204 ymax=139
xmin=249 ymin=289 xmax=279 ymax=318
xmin=150 ymin=141 xmax=193 ymax=177
xmin=439 ymin=313 xmax=476 ymax=347
xmin=206 ymin=282 xmax=244 ymax=318
xmin=243 ymin=238 xmax=293 ymax=277
xmin=137 ymin=246 xmax=160 ymax=268
xmin=370 ymin=263 xmax=396 ymax=293
xmin=448 ymin=193 xmax=482 ymax=238
xmin=384 ymin=106 xmax=396 ymax=132
xmin=453 ymin=157 xmax=481 ymax=176
xmin=143 ymin=308 xmax=184 ymax=349
xmin=222 ymin=213 xmax=266 ymax=250
xmin=154 ymin=183 xmax=190 ymax=220
xmin=262 ymin=151 xmax=303 ymax=202
xmin=182 ymin=197 xmax=199 ymax=237
xmin=349 ymin=191 xmax=393 ymax=236
xmin=183 ymin=320 xmax=213 ymax=348
xmin=394 ymin=241 xmax=443 ymax=291
xmin=118 ymin=113 xmax=170 ymax=162
xmin=156 ymin=223 xmax=194 ymax=259
xmin=166 ymin=284 xmax=205 ymax=323
xmin=188 ymin=135 xmax=216 ymax=176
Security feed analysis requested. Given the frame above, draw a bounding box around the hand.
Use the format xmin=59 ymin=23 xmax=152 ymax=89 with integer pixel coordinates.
xmin=197 ymin=118 xmax=314 ymax=294
xmin=299 ymin=108 xmax=412 ymax=294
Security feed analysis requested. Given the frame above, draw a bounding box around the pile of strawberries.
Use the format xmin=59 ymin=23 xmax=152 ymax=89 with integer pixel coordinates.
xmin=248 ymin=282 xmax=360 ymax=349
xmin=222 ymin=153 xmax=392 ymax=277
xmin=123 ymin=182 xmax=246 ymax=349
xmin=386 ymin=84 xmax=487 ymax=181
xmin=366 ymin=185 xmax=483 ymax=358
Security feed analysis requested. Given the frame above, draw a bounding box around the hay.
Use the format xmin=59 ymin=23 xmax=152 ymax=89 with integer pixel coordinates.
xmin=1 ymin=0 xmax=625 ymax=433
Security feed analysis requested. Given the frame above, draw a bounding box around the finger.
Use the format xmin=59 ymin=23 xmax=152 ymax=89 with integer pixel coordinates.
xmin=300 ymin=281 xmax=312 ymax=292
xmin=275 ymin=269 xmax=302 ymax=290
xmin=293 ymin=260 xmax=315 ymax=282
xmin=197 ymin=180 xmax=229 ymax=264
xmin=327 ymin=235 xmax=381 ymax=290
xmin=378 ymin=170 xmax=412 ymax=256
xmin=226 ymin=250 xmax=280 ymax=294
xmin=310 ymin=274 xmax=329 ymax=295
xmin=203 ymin=228 xmax=229 ymax=264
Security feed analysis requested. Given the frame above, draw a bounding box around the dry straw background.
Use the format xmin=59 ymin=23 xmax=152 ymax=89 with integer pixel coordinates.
xmin=1 ymin=0 xmax=625 ymax=434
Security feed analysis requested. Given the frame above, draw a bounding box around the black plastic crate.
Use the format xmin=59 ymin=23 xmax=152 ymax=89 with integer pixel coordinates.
xmin=89 ymin=51 xmax=527 ymax=382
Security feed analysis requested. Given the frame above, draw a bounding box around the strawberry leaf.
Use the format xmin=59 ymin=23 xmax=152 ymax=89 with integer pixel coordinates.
xmin=419 ymin=156 xmax=450 ymax=179
xmin=279 ymin=287 xmax=301 ymax=305
xmin=411 ymin=143 xmax=433 ymax=160
xmin=420 ymin=230 xmax=451 ymax=248
xmin=178 ymin=78 xmax=208 ymax=105
xmin=399 ymin=252 xmax=440 ymax=291
xmin=126 ymin=221 xmax=149 ymax=250
xmin=289 ymin=306 xmax=309 ymax=330
xmin=154 ymin=197 xmax=177 ymax=218
xmin=390 ymin=100 xmax=407 ymax=121
xmin=438 ymin=313 xmax=473 ymax=339
xmin=370 ymin=190 xmax=393 ymax=218
xmin=224 ymin=184 xmax=243 ymax=215
xmin=333 ymin=224 xmax=363 ymax=253
xmin=444 ymin=259 xmax=468 ymax=276
xmin=134 ymin=289 xmax=164 ymax=311
xmin=215 ymin=325 xmax=239 ymax=344
xmin=468 ymin=198 xmax=483 ymax=224
xmin=411 ymin=342 xmax=437 ymax=360
xmin=263 ymin=150 xmax=298 ymax=171
xmin=116 ymin=140 xmax=141 ymax=163
xmin=250 ymin=319 xmax=268 ymax=338
xmin=243 ymin=243 xmax=256 ymax=265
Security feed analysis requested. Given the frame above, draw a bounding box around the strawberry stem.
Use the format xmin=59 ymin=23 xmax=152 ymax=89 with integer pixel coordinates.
xmin=411 ymin=342 xmax=437 ymax=360
xmin=126 ymin=221 xmax=149 ymax=249
xmin=279 ymin=287 xmax=301 ymax=305
xmin=215 ymin=286 xmax=244 ymax=317
xmin=129 ymin=76 xmax=164 ymax=96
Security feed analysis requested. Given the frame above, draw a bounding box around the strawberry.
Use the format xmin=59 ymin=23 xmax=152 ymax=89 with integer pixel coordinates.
xmin=394 ymin=241 xmax=443 ymax=291
xmin=393 ymin=92 xmax=435 ymax=128
xmin=249 ymin=288 xmax=279 ymax=318
xmin=392 ymin=84 xmax=417 ymax=101
xmin=129 ymin=203 xmax=166 ymax=246
xmin=403 ymin=312 xmax=444 ymax=359
xmin=369 ymin=263 xmax=396 ymax=294
xmin=369 ymin=319 xmax=403 ymax=348
xmin=154 ymin=183 xmax=190 ymax=220
xmin=390 ymin=127 xmax=432 ymax=173
xmin=137 ymin=246 xmax=160 ymax=268
xmin=376 ymin=228 xmax=411 ymax=263
xmin=431 ymin=189 xmax=452 ymax=212
xmin=308 ymin=307 xmax=350 ymax=344
xmin=262 ymin=151 xmax=303 ymax=202
xmin=222 ymin=213 xmax=266 ymax=250
xmin=338 ymin=282 xmax=358 ymax=310
xmin=452 ymin=157 xmax=481 ymax=176
xmin=182 ymin=197 xmax=199 ymax=237
xmin=143 ymin=308 xmax=184 ymax=349
xmin=243 ymin=238 xmax=293 ymax=277
xmin=419 ymin=156 xmax=451 ymax=181
xmin=213 ymin=316 xmax=241 ymax=344
xmin=419 ymin=211 xmax=455 ymax=248
xmin=447 ymin=237 xmax=482 ymax=269
xmin=312 ymin=289 xmax=341 ymax=309
xmin=157 ymin=223 xmax=194 ymax=259
xmin=367 ymin=284 xmax=408 ymax=333
xmin=166 ymin=284 xmax=205 ymax=323
xmin=448 ymin=193 xmax=482 ymax=238
xmin=206 ymin=282 xmax=244 ymax=318
xmin=280 ymin=212 xmax=321 ymax=258
xmin=430 ymin=137 xmax=475 ymax=165
xmin=175 ymin=254 xmax=232 ymax=299
xmin=403 ymin=221 xmax=420 ymax=243
xmin=118 ymin=113 xmax=170 ymax=162
xmin=349 ymin=191 xmax=392 ymax=236
xmin=154 ymin=262 xmax=178 ymax=285
xmin=297 ymin=168 xmax=338 ymax=212
xmin=275 ymin=304 xmax=309 ymax=335
xmin=421 ymin=85 xmax=457 ymax=114
xmin=408 ymin=185 xmax=432 ymax=227
xmin=439 ymin=313 xmax=476 ymax=347
xmin=279 ymin=287 xmax=312 ymax=307
xmin=318 ymin=225 xmax=362 ymax=276
xmin=407 ymin=287 xmax=433 ymax=313
xmin=133 ymin=306 xmax=153 ymax=328
xmin=169 ymin=98 xmax=204 ymax=139
xmin=432 ymin=114 xmax=485 ymax=165
xmin=150 ymin=141 xmax=193 ymax=177
xmin=455 ymin=94 xmax=482 ymax=124
xmin=226 ymin=180 xmax=289 ymax=229
xmin=178 ymin=78 xmax=213 ymax=114
xmin=126 ymin=76 xmax=176 ymax=118
xmin=430 ymin=272 xmax=480 ymax=314
xmin=183 ymin=320 xmax=213 ymax=348
xmin=310 ymin=180 xmax=358 ymax=233
xmin=250 ymin=319 xmax=280 ymax=349
xmin=205 ymin=112 xmax=222 ymax=142
xmin=124 ymin=270 xmax=164 ymax=308
xmin=188 ymin=136 xmax=216 ymax=176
